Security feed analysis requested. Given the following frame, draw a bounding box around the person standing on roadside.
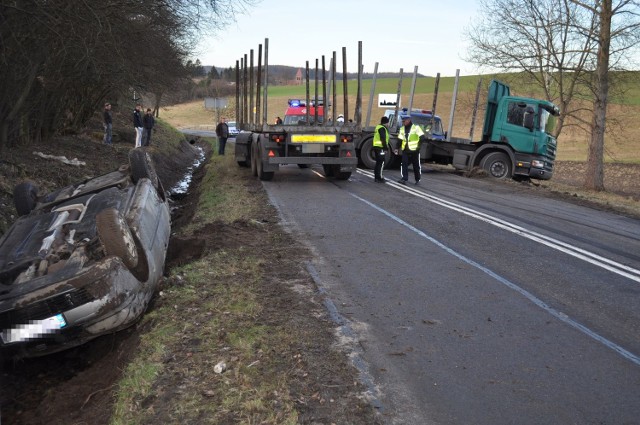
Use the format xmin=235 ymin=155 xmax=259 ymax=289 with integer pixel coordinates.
xmin=133 ymin=104 xmax=143 ymax=148
xmin=142 ymin=108 xmax=155 ymax=146
xmin=396 ymin=115 xmax=424 ymax=185
xmin=373 ymin=116 xmax=390 ymax=183
xmin=215 ymin=116 xmax=229 ymax=155
xmin=103 ymin=103 xmax=112 ymax=145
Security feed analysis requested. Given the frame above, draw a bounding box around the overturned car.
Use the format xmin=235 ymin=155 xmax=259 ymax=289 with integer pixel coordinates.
xmin=0 ymin=149 xmax=171 ymax=358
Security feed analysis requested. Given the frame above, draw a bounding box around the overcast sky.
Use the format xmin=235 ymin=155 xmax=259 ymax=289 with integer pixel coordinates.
xmin=196 ymin=0 xmax=480 ymax=77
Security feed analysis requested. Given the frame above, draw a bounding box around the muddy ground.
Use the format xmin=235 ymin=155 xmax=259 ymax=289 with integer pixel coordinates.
xmin=0 ymin=123 xmax=639 ymax=424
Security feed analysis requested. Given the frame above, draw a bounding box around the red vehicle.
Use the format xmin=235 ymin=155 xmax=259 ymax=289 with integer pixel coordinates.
xmin=283 ymin=99 xmax=325 ymax=125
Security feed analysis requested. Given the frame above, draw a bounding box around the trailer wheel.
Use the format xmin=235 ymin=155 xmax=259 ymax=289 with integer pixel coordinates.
xmin=322 ymin=164 xmax=335 ymax=177
xmin=332 ymin=165 xmax=351 ymax=180
xmin=481 ymin=152 xmax=512 ymax=179
xmin=335 ymin=171 xmax=352 ymax=180
xmin=256 ymin=142 xmax=274 ymax=181
xmin=13 ymin=181 xmax=38 ymax=216
xmin=96 ymin=208 xmax=138 ymax=270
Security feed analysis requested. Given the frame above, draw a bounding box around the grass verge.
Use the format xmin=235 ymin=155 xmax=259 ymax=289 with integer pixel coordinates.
xmin=110 ymin=154 xmax=299 ymax=424
xmin=109 ymin=153 xmax=379 ymax=424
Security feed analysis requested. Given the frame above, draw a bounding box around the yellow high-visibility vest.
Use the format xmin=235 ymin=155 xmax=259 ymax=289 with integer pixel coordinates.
xmin=373 ymin=124 xmax=389 ymax=148
xmin=398 ymin=123 xmax=424 ymax=151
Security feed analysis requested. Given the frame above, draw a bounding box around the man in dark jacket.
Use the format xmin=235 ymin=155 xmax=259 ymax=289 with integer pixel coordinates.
xmin=142 ymin=108 xmax=155 ymax=146
xmin=373 ymin=116 xmax=390 ymax=182
xmin=215 ymin=117 xmax=229 ymax=155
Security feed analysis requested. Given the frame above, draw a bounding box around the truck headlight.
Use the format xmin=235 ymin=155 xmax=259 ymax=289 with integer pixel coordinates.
xmin=531 ymin=160 xmax=544 ymax=168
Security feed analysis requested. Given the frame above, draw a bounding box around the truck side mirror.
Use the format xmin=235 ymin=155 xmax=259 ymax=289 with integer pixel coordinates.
xmin=524 ymin=113 xmax=535 ymax=131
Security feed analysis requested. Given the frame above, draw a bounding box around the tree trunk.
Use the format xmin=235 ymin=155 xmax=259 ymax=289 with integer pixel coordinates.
xmin=584 ymin=0 xmax=612 ymax=191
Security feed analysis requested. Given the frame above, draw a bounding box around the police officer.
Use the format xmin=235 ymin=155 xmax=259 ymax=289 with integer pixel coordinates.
xmin=373 ymin=116 xmax=390 ymax=183
xmin=396 ymin=115 xmax=425 ymax=185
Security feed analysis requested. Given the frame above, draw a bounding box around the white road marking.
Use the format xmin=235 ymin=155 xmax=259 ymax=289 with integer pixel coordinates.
xmin=350 ymin=189 xmax=640 ymax=366
xmin=357 ymin=169 xmax=640 ymax=284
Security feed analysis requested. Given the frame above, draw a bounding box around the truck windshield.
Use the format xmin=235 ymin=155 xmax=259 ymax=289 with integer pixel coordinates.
xmin=540 ymin=109 xmax=557 ymax=135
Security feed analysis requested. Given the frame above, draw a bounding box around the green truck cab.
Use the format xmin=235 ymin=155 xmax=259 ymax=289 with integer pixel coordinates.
xmin=427 ymin=79 xmax=560 ymax=180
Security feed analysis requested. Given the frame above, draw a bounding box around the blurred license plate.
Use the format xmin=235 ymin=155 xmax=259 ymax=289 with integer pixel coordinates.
xmin=302 ymin=144 xmax=325 ymax=153
xmin=1 ymin=314 xmax=67 ymax=344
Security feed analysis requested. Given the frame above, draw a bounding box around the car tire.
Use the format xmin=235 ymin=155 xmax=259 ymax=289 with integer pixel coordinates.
xmin=96 ymin=208 xmax=139 ymax=270
xmin=13 ymin=181 xmax=38 ymax=216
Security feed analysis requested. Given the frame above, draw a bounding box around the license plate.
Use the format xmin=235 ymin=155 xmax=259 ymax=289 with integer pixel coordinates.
xmin=1 ymin=314 xmax=67 ymax=344
xmin=302 ymin=144 xmax=325 ymax=153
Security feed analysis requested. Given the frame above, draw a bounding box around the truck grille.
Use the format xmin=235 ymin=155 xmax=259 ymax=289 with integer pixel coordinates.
xmin=546 ymin=136 xmax=557 ymax=160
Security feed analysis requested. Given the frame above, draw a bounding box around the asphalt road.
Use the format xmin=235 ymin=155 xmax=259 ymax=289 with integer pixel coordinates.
xmin=261 ymin=164 xmax=640 ymax=425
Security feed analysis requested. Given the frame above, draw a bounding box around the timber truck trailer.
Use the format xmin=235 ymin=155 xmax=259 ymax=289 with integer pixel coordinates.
xmin=234 ymin=38 xmax=361 ymax=181
xmin=355 ymin=68 xmax=560 ymax=180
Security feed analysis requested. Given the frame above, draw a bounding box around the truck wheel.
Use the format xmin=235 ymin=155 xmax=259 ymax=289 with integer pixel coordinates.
xmin=359 ymin=138 xmax=376 ymax=170
xmin=322 ymin=164 xmax=335 ymax=177
xmin=96 ymin=208 xmax=139 ymax=270
xmin=13 ymin=181 xmax=38 ymax=216
xmin=481 ymin=152 xmax=512 ymax=179
xmin=386 ymin=147 xmax=401 ymax=169
xmin=250 ymin=142 xmax=258 ymax=176
xmin=256 ymin=142 xmax=274 ymax=181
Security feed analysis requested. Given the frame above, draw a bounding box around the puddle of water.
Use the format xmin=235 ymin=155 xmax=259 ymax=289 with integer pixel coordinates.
xmin=169 ymin=146 xmax=205 ymax=196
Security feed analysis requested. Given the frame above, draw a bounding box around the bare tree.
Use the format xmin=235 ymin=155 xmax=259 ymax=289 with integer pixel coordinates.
xmin=465 ymin=0 xmax=640 ymax=190
xmin=0 ymin=0 xmax=256 ymax=150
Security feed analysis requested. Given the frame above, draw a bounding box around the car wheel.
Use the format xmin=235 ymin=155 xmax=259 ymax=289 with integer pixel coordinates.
xmin=96 ymin=208 xmax=139 ymax=270
xmin=481 ymin=152 xmax=512 ymax=179
xmin=129 ymin=149 xmax=160 ymax=188
xmin=13 ymin=181 xmax=38 ymax=216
